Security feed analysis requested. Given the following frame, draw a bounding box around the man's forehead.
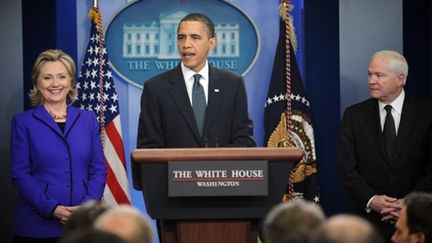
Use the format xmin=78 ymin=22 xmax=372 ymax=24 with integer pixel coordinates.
xmin=178 ymin=21 xmax=210 ymax=35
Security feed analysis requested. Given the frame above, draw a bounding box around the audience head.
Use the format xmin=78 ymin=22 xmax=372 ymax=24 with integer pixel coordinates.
xmin=314 ymin=214 xmax=383 ymax=243
xmin=60 ymin=229 xmax=126 ymax=243
xmin=94 ymin=205 xmax=153 ymax=243
xmin=391 ymin=192 xmax=432 ymax=243
xmin=263 ymin=199 xmax=325 ymax=243
xmin=63 ymin=200 xmax=109 ymax=236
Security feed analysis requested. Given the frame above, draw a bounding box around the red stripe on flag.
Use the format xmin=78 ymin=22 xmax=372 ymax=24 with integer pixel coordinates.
xmin=105 ymin=120 xmax=127 ymax=169
xmin=105 ymin=157 xmax=130 ymax=204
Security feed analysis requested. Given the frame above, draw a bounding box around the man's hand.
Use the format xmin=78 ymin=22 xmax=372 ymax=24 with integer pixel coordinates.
xmin=370 ymin=195 xmax=403 ymax=223
xmin=369 ymin=195 xmax=398 ymax=213
xmin=380 ymin=199 xmax=403 ymax=223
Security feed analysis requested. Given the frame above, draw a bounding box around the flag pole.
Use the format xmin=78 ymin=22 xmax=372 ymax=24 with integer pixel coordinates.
xmin=93 ymin=0 xmax=98 ymax=8
xmin=280 ymin=0 xmax=293 ymax=132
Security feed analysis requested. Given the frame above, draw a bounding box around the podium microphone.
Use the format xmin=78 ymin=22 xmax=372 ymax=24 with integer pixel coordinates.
xmin=202 ymin=137 xmax=209 ymax=148
xmin=214 ymin=137 xmax=219 ymax=148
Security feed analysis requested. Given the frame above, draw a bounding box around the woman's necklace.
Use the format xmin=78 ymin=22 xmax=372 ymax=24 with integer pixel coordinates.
xmin=48 ymin=110 xmax=67 ymax=120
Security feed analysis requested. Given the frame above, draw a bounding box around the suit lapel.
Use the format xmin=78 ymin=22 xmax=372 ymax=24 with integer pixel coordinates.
xmin=203 ymin=66 xmax=223 ymax=138
xmin=364 ymin=99 xmax=388 ymax=161
xmin=33 ymin=105 xmax=64 ymax=137
xmin=63 ymin=106 xmax=80 ymax=137
xmin=391 ymin=96 xmax=417 ymax=162
xmin=34 ymin=105 xmax=81 ymax=139
xmin=168 ymin=66 xmax=202 ymax=141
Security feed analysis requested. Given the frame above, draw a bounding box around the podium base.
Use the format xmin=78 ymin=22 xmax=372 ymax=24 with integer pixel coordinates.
xmin=159 ymin=219 xmax=259 ymax=243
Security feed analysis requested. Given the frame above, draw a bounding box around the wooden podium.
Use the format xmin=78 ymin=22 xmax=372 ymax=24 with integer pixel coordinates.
xmin=131 ymin=147 xmax=303 ymax=243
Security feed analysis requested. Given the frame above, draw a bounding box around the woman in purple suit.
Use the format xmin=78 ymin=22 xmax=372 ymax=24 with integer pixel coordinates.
xmin=10 ymin=49 xmax=106 ymax=243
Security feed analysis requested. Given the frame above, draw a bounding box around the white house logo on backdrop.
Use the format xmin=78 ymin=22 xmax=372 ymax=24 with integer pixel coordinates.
xmin=122 ymin=10 xmax=240 ymax=59
xmin=106 ymin=0 xmax=259 ymax=87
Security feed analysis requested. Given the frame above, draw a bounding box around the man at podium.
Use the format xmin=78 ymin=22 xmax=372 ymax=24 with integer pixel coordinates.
xmin=137 ymin=13 xmax=255 ymax=148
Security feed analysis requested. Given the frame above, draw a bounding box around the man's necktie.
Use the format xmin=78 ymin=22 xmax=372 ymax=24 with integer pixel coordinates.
xmin=192 ymin=74 xmax=206 ymax=137
xmin=383 ymin=105 xmax=396 ymax=159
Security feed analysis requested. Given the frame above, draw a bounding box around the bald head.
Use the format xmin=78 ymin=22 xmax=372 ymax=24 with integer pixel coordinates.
xmin=94 ymin=205 xmax=153 ymax=243
xmin=314 ymin=215 xmax=383 ymax=243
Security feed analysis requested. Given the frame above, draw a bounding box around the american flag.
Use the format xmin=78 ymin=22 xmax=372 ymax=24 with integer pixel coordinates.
xmin=74 ymin=7 xmax=131 ymax=205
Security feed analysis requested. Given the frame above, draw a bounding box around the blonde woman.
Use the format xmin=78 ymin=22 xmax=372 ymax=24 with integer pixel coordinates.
xmin=11 ymin=49 xmax=106 ymax=242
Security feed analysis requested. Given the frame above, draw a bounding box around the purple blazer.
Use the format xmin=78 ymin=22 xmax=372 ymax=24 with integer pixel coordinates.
xmin=10 ymin=105 xmax=106 ymax=238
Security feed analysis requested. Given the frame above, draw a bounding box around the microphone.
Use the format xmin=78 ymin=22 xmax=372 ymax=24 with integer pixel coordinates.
xmin=202 ymin=137 xmax=209 ymax=148
xmin=214 ymin=136 xmax=219 ymax=148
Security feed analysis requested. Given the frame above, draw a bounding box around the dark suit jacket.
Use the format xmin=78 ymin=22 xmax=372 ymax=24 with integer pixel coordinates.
xmin=137 ymin=64 xmax=256 ymax=148
xmin=11 ymin=105 xmax=106 ymax=237
xmin=337 ymin=95 xmax=432 ymax=236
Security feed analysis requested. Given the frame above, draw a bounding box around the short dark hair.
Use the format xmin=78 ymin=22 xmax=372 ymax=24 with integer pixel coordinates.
xmin=404 ymin=192 xmax=432 ymax=242
xmin=178 ymin=13 xmax=215 ymax=38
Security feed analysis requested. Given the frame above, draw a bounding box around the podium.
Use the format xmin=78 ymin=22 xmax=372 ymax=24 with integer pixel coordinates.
xmin=131 ymin=147 xmax=303 ymax=243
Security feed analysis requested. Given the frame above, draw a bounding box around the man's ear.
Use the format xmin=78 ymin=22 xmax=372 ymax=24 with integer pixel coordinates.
xmin=209 ymin=37 xmax=217 ymax=50
xmin=411 ymin=232 xmax=426 ymax=243
xmin=397 ymin=73 xmax=405 ymax=86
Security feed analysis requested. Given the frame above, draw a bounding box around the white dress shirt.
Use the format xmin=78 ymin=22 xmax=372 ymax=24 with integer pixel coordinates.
xmin=181 ymin=61 xmax=209 ymax=105
xmin=378 ymin=89 xmax=405 ymax=135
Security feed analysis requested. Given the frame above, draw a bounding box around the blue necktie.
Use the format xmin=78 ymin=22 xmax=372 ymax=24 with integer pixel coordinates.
xmin=192 ymin=74 xmax=206 ymax=137
xmin=383 ymin=105 xmax=396 ymax=159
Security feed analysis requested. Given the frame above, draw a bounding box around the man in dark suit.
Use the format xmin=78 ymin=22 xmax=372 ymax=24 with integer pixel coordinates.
xmin=137 ymin=13 xmax=255 ymax=148
xmin=337 ymin=50 xmax=432 ymax=240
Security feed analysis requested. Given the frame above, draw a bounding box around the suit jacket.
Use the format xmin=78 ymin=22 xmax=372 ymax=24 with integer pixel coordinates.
xmin=337 ymin=95 xmax=432 ymax=236
xmin=137 ymin=64 xmax=256 ymax=148
xmin=11 ymin=105 xmax=106 ymax=238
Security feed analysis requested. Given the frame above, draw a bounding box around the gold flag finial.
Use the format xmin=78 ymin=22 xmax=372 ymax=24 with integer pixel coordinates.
xmin=278 ymin=0 xmax=297 ymax=53
xmin=88 ymin=5 xmax=102 ymax=28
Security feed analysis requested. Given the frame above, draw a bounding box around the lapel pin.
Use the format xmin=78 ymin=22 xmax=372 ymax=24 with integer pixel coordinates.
xmin=214 ymin=89 xmax=220 ymax=93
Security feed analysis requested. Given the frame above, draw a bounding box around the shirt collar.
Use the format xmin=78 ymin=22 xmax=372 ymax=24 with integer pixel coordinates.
xmin=378 ymin=89 xmax=405 ymax=114
xmin=181 ymin=61 xmax=209 ymax=82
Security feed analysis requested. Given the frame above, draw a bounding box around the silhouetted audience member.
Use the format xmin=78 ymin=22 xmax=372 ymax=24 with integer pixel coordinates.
xmin=391 ymin=192 xmax=432 ymax=243
xmin=94 ymin=205 xmax=153 ymax=243
xmin=263 ymin=199 xmax=325 ymax=243
xmin=63 ymin=200 xmax=109 ymax=236
xmin=314 ymin=214 xmax=383 ymax=243
xmin=59 ymin=229 xmax=126 ymax=243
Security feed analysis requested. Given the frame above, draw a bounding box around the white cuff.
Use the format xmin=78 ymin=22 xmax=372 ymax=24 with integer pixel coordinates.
xmin=365 ymin=195 xmax=377 ymax=213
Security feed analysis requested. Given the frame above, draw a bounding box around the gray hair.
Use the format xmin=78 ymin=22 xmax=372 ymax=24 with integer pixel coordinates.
xmin=264 ymin=199 xmax=325 ymax=243
xmin=372 ymin=50 xmax=408 ymax=84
